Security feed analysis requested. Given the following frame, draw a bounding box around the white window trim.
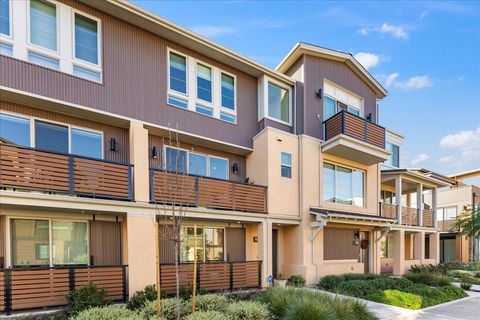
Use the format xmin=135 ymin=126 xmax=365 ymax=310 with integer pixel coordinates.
xmin=27 ymin=0 xmax=61 ymax=56
xmin=188 ymin=151 xmax=208 ymax=176
xmin=6 ymin=216 xmax=89 ymax=268
xmin=322 ymin=162 xmax=366 ymax=207
xmin=280 ymin=152 xmax=292 ymax=178
xmin=259 ymin=76 xmax=293 ymax=126
xmin=167 ymin=47 xmax=238 ymax=125
xmin=209 ymin=154 xmax=229 ymax=180
xmin=324 ymin=79 xmax=365 ymax=118
xmin=0 ymin=110 xmax=104 ymax=159
xmin=0 ymin=0 xmax=13 ymax=39
xmin=71 ymin=8 xmax=102 ymax=73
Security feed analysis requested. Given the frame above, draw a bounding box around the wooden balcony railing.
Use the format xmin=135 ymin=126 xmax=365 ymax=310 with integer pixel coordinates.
xmin=423 ymin=209 xmax=434 ymax=228
xmin=150 ymin=170 xmax=267 ymax=213
xmin=323 ymin=111 xmax=386 ymax=148
xmin=0 ymin=144 xmax=133 ymax=201
xmin=160 ymin=261 xmax=261 ymax=294
xmin=402 ymin=207 xmax=419 ymax=226
xmin=379 ymin=202 xmax=397 ymax=219
xmin=0 ymin=265 xmax=127 ymax=314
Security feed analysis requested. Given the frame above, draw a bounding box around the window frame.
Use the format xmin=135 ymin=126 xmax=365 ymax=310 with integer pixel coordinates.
xmin=0 ymin=111 xmax=32 ymax=147
xmin=280 ymin=152 xmax=292 ymax=179
xmin=209 ymin=155 xmax=229 ymax=180
xmin=322 ymin=162 xmax=366 ymax=207
xmin=71 ymin=8 xmax=102 ymax=79
xmin=27 ymin=0 xmax=60 ymax=56
xmin=0 ymin=0 xmax=13 ymax=38
xmin=195 ymin=61 xmax=214 ymax=105
xmin=265 ymin=78 xmax=292 ymax=126
xmin=323 ymin=80 xmax=364 ymax=120
xmin=167 ymin=48 xmax=189 ymax=97
xmin=180 ymin=225 xmax=225 ymax=263
xmin=220 ymin=71 xmax=237 ymax=112
xmin=188 ymin=151 xmax=208 ymax=177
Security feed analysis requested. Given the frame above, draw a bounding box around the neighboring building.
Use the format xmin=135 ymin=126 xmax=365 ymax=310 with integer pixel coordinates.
xmin=0 ymin=0 xmax=446 ymax=314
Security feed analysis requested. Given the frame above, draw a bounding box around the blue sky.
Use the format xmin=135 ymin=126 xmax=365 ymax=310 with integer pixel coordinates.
xmin=134 ymin=0 xmax=480 ymax=182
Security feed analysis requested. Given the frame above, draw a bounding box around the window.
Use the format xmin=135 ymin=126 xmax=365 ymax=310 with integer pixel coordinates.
xmin=444 ymin=207 xmax=457 ymax=221
xmin=11 ymin=219 xmax=50 ymax=266
xmin=323 ymin=163 xmax=365 ymax=206
xmin=0 ymin=42 xmax=13 ymax=56
xmin=195 ymin=104 xmax=213 ymax=117
xmin=381 ymin=235 xmax=393 ymax=258
xmin=35 ymin=120 xmax=68 ymax=153
xmin=281 ymin=152 xmax=292 ymax=178
xmin=268 ymin=82 xmax=290 ymax=123
xmin=381 ymin=190 xmax=396 ymax=204
xmin=165 ymin=147 xmax=187 ymax=173
xmin=71 ymin=128 xmax=102 ymax=159
xmin=210 ymin=157 xmax=228 ymax=180
xmin=73 ymin=66 xmax=101 ymax=82
xmin=28 ymin=51 xmax=59 ymax=70
xmin=0 ymin=0 xmax=10 ymax=36
xmin=168 ymin=95 xmax=188 ymax=109
xmin=324 ymin=96 xmax=336 ymax=120
xmin=197 ymin=64 xmax=212 ymax=103
xmin=221 ymin=73 xmax=235 ymax=110
xmin=385 ymin=143 xmax=400 ymax=167
xmin=169 ymin=52 xmax=187 ymax=94
xmin=0 ymin=113 xmax=30 ymax=146
xmin=220 ymin=112 xmax=236 ymax=124
xmin=52 ymin=221 xmax=88 ymax=265
xmin=323 ymin=82 xmax=363 ymax=120
xmin=74 ymin=13 xmax=98 ymax=65
xmin=30 ymin=0 xmax=57 ymax=51
xmin=180 ymin=226 xmax=224 ymax=262
xmin=189 ymin=153 xmax=207 ymax=176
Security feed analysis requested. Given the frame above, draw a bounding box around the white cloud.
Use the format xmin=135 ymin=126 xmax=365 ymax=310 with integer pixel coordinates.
xmin=190 ymin=25 xmax=237 ymax=38
xmin=395 ymin=75 xmax=432 ymax=90
xmin=354 ymin=52 xmax=380 ymax=70
xmin=439 ymin=128 xmax=480 ymax=167
xmin=411 ymin=153 xmax=430 ymax=165
xmin=385 ymin=72 xmax=399 ymax=88
xmin=358 ymin=27 xmax=369 ymax=35
xmin=437 ymin=155 xmax=454 ymax=164
xmin=379 ymin=23 xmax=408 ymax=39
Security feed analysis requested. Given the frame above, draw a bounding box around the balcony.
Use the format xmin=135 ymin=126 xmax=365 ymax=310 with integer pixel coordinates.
xmin=0 ymin=144 xmax=133 ymax=201
xmin=322 ymin=111 xmax=390 ymax=165
xmin=379 ymin=203 xmax=435 ymax=228
xmin=150 ymin=170 xmax=267 ymax=213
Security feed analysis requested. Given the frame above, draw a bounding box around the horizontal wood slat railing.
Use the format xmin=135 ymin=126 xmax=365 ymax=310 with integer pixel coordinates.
xmin=379 ymin=202 xmax=397 ymax=219
xmin=323 ymin=111 xmax=386 ymax=149
xmin=150 ymin=170 xmax=267 ymax=213
xmin=422 ymin=209 xmax=434 ymax=227
xmin=0 ymin=144 xmax=133 ymax=201
xmin=402 ymin=207 xmax=419 ymax=226
xmin=0 ymin=265 xmax=127 ymax=314
xmin=160 ymin=261 xmax=261 ymax=294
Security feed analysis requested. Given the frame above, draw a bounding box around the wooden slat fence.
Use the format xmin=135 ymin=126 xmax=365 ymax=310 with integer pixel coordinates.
xmin=379 ymin=202 xmax=397 ymax=219
xmin=160 ymin=261 xmax=261 ymax=294
xmin=401 ymin=207 xmax=419 ymax=226
xmin=0 ymin=266 xmax=127 ymax=314
xmin=423 ymin=209 xmax=434 ymax=228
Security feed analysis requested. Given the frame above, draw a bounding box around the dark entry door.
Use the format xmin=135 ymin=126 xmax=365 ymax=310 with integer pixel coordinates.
xmin=226 ymin=228 xmax=245 ymax=262
xmin=272 ymin=229 xmax=278 ymax=278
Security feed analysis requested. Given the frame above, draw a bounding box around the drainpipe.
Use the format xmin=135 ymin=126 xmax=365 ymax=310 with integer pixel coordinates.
xmin=473 ymin=191 xmax=478 ymax=262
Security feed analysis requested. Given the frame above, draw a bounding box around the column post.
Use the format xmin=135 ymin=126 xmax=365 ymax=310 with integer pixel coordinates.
xmin=393 ymin=230 xmax=405 ymax=275
xmin=429 ymin=233 xmax=440 ymax=264
xmin=258 ymin=220 xmax=272 ymax=288
xmin=413 ymin=231 xmax=425 ymax=262
xmin=395 ymin=176 xmax=403 ymax=224
xmin=432 ymin=188 xmax=438 ymax=227
xmin=417 ymin=184 xmax=423 ymax=227
xmin=129 ymin=120 xmax=150 ymax=203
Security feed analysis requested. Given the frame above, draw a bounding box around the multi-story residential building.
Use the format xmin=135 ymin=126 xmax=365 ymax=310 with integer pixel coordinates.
xmin=0 ymin=0 xmax=447 ymax=314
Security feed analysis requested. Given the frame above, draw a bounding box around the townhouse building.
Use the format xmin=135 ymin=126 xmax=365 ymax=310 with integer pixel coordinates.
xmin=0 ymin=0 xmax=446 ymax=314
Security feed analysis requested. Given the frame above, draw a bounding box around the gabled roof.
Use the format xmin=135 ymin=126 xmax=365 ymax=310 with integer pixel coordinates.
xmin=276 ymin=42 xmax=388 ymax=99
xmin=79 ymin=0 xmax=293 ymax=85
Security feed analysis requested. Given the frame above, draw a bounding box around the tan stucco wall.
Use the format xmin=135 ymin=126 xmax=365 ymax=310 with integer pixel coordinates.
xmin=129 ymin=121 xmax=150 ymax=203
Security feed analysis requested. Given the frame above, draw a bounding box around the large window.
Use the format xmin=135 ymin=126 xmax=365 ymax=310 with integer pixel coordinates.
xmin=221 ymin=73 xmax=235 ymax=110
xmin=281 ymin=152 xmax=292 ymax=178
xmin=268 ymin=82 xmax=290 ymax=123
xmin=0 ymin=113 xmax=30 ymax=146
xmin=10 ymin=219 xmax=88 ymax=267
xmin=197 ymin=63 xmax=212 ymax=103
xmin=71 ymin=128 xmax=102 ymax=159
xmin=323 ymin=82 xmax=362 ymax=120
xmin=180 ymin=226 xmax=224 ymax=262
xmin=30 ymin=0 xmax=57 ymax=51
xmin=74 ymin=13 xmax=98 ymax=65
xmin=209 ymin=156 xmax=228 ymax=180
xmin=323 ymin=163 xmax=365 ymax=206
xmin=169 ymin=52 xmax=187 ymax=94
xmin=385 ymin=143 xmax=400 ymax=167
xmin=35 ymin=120 xmax=69 ymax=153
xmin=0 ymin=0 xmax=10 ymax=36
xmin=189 ymin=153 xmax=207 ymax=176
xmin=165 ymin=147 xmax=187 ymax=173
xmin=165 ymin=147 xmax=229 ymax=180
xmin=437 ymin=207 xmax=457 ymax=221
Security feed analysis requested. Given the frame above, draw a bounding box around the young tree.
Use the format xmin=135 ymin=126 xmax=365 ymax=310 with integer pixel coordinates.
xmin=451 ymin=205 xmax=480 ymax=262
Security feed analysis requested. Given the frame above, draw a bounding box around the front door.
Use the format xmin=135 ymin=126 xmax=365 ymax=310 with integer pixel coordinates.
xmin=360 ymin=231 xmax=370 ymax=273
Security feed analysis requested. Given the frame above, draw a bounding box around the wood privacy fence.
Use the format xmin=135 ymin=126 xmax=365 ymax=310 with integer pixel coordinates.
xmin=160 ymin=261 xmax=261 ymax=294
xmin=323 ymin=111 xmax=386 ymax=149
xmin=0 ymin=265 xmax=128 ymax=315
xmin=150 ymin=170 xmax=267 ymax=213
xmin=379 ymin=202 xmax=397 ymax=219
xmin=0 ymin=144 xmax=133 ymax=201
xmin=422 ymin=209 xmax=434 ymax=227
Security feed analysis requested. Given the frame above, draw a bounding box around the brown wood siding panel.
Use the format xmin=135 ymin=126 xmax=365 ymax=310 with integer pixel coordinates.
xmin=0 ymin=216 xmax=5 ymax=269
xmin=366 ymin=122 xmax=385 ymax=148
xmin=324 ymin=112 xmax=343 ymax=140
xmin=324 ymin=228 xmax=360 ymax=260
xmin=148 ymin=135 xmax=246 ymax=183
xmin=402 ymin=207 xmax=419 ymax=226
xmin=423 ymin=209 xmax=434 ymax=227
xmin=303 ymin=55 xmax=378 ymax=140
xmin=1 ymin=100 xmax=129 ymax=163
xmin=89 ymin=221 xmax=122 ymax=266
xmin=152 ymin=171 xmax=197 ymax=205
xmin=159 ymin=224 xmax=176 ymax=264
xmin=380 ymin=203 xmax=397 ymax=219
xmin=226 ymin=228 xmax=246 ymax=262
xmin=74 ymin=267 xmax=124 ymax=301
xmin=0 ymin=0 xmax=259 ymax=149
xmin=232 ymin=261 xmax=259 ymax=289
xmin=0 ymin=271 xmax=4 ymax=311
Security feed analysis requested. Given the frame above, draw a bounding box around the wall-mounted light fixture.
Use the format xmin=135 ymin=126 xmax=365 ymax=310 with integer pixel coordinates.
xmin=367 ymin=113 xmax=372 ymax=122
xmin=109 ymin=138 xmax=117 ymax=152
xmin=152 ymin=146 xmax=159 ymax=159
xmin=232 ymin=163 xmax=239 ymax=174
xmin=316 ymin=88 xmax=323 ymax=99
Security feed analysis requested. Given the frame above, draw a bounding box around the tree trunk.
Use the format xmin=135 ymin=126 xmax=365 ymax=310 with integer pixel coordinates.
xmin=175 ymin=230 xmax=181 ymax=320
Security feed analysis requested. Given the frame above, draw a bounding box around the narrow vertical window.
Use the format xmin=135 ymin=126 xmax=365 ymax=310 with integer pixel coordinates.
xmin=196 ymin=63 xmax=212 ymax=103
xmin=30 ymin=0 xmax=57 ymax=51
xmin=281 ymin=152 xmax=292 ymax=178
xmin=324 ymin=96 xmax=336 ymax=120
xmin=52 ymin=221 xmax=88 ymax=265
xmin=165 ymin=147 xmax=187 ymax=173
xmin=169 ymin=52 xmax=187 ymax=94
xmin=0 ymin=0 xmax=10 ymax=36
xmin=189 ymin=153 xmax=207 ymax=176
xmin=323 ymin=163 xmax=335 ymax=202
xmin=74 ymin=13 xmax=98 ymax=65
xmin=34 ymin=120 xmax=68 ymax=153
xmin=221 ymin=73 xmax=235 ymax=110
xmin=268 ymin=82 xmax=290 ymax=123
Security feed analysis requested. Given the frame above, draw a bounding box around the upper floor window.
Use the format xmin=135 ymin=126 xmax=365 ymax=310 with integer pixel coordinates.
xmin=437 ymin=207 xmax=457 ymax=221
xmin=71 ymin=128 xmax=103 ymax=159
xmin=268 ymin=82 xmax=290 ymax=123
xmin=30 ymin=0 xmax=57 ymax=51
xmin=74 ymin=13 xmax=99 ymax=65
xmin=281 ymin=152 xmax=292 ymax=178
xmin=385 ymin=143 xmax=400 ymax=167
xmin=0 ymin=0 xmax=10 ymax=36
xmin=323 ymin=163 xmax=364 ymax=207
xmin=35 ymin=120 xmax=69 ymax=153
xmin=323 ymin=81 xmax=363 ymax=120
xmin=0 ymin=113 xmax=30 ymax=146
xmin=167 ymin=48 xmax=237 ymax=124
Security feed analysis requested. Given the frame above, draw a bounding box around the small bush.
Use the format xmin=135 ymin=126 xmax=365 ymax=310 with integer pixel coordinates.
xmin=328 ymin=297 xmax=374 ymax=320
xmin=405 ymin=272 xmax=452 ymax=287
xmin=138 ymin=299 xmax=190 ymax=320
xmin=461 ymin=281 xmax=472 ymax=290
xmin=185 ymin=311 xmax=225 ymax=320
xmin=127 ymin=284 xmax=165 ymax=311
xmin=225 ymin=300 xmax=272 ymax=320
xmin=336 ymin=280 xmax=374 ymax=298
xmin=365 ymin=290 xmax=423 ymax=310
xmin=409 ymin=264 xmax=445 ymax=274
xmin=66 ymin=283 xmax=108 ymax=316
xmin=342 ymin=273 xmax=382 ymax=281
xmin=179 ymin=284 xmax=208 ymax=300
xmin=283 ymin=298 xmax=336 ymax=320
xmin=403 ymin=284 xmax=467 ymax=308
xmin=72 ymin=306 xmax=142 ymax=320
xmin=260 ymin=287 xmax=298 ymax=318
xmin=288 ymin=274 xmax=306 ymax=287
xmin=317 ymin=275 xmax=346 ymax=291
xmin=193 ymin=294 xmax=229 ymax=312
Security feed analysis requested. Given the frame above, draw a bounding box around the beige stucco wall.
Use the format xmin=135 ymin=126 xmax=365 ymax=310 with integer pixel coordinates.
xmin=129 ymin=121 xmax=150 ymax=203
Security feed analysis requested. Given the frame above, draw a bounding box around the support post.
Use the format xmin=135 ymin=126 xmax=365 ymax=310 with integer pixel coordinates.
xmin=191 ymin=224 xmax=197 ymax=313
xmin=395 ymin=177 xmax=403 ymax=225
xmin=432 ymin=188 xmax=438 ymax=228
xmin=417 ymin=184 xmax=423 ymax=227
xmin=4 ymin=269 xmax=12 ymax=315
xmin=393 ymin=230 xmax=405 ymax=275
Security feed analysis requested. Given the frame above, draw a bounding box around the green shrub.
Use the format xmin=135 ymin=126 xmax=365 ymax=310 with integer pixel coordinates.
xmin=185 ymin=311 xmax=225 ymax=320
xmin=225 ymin=301 xmax=271 ymax=320
xmin=365 ymin=290 xmax=423 ymax=310
xmin=405 ymin=272 xmax=452 ymax=287
xmin=403 ymin=284 xmax=467 ymax=308
xmin=328 ymin=297 xmax=375 ymax=320
xmin=66 ymin=283 xmax=108 ymax=316
xmin=127 ymin=284 xmax=166 ymax=311
xmin=409 ymin=264 xmax=445 ymax=274
xmin=317 ymin=275 xmax=345 ymax=291
xmin=260 ymin=287 xmax=298 ymax=318
xmin=336 ymin=280 xmax=374 ymax=298
xmin=138 ymin=299 xmax=190 ymax=320
xmin=179 ymin=285 xmax=208 ymax=300
xmin=288 ymin=274 xmax=306 ymax=287
xmin=193 ymin=294 xmax=229 ymax=312
xmin=283 ymin=298 xmax=336 ymax=320
xmin=72 ymin=306 xmax=142 ymax=320
xmin=342 ymin=273 xmax=382 ymax=281
xmin=461 ymin=281 xmax=472 ymax=290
